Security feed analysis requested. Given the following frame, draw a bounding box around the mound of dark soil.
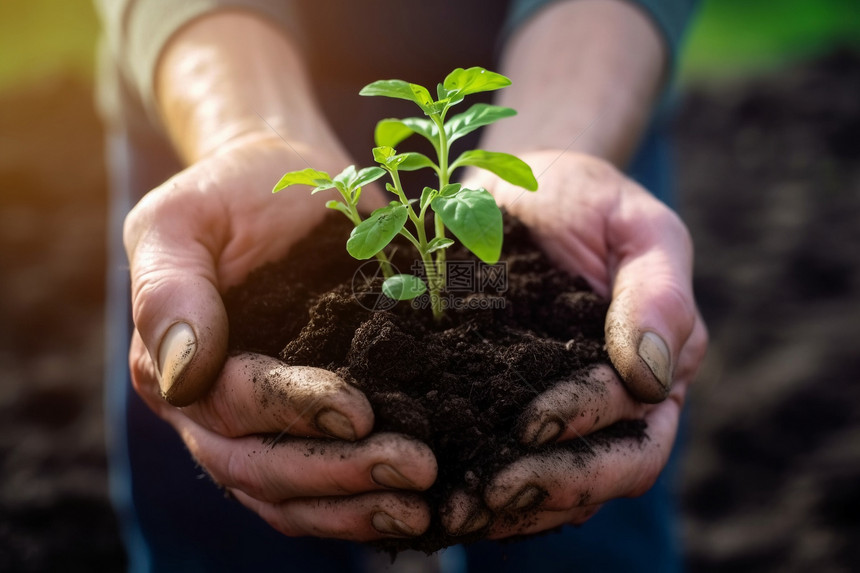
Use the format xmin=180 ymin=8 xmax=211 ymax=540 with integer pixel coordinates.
xmin=224 ymin=213 xmax=645 ymax=552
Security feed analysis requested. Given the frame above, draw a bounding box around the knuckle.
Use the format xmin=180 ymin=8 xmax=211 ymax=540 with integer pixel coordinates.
xmin=191 ymin=388 xmax=238 ymax=437
xmin=225 ymin=447 xmax=263 ymax=498
xmin=628 ymin=462 xmax=661 ymax=498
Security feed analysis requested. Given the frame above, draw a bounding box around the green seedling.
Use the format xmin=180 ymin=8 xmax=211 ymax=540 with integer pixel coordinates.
xmin=273 ymin=67 xmax=538 ymax=319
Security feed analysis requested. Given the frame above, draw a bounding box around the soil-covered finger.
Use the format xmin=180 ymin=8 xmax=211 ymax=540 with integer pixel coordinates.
xmin=181 ymin=353 xmax=374 ymax=440
xmin=232 ymin=490 xmax=431 ymax=541
xmin=605 ymin=189 xmax=699 ymax=403
xmin=172 ymin=419 xmax=437 ymax=503
xmin=487 ymin=402 xmax=680 ymax=513
xmin=439 ymin=488 xmax=492 ymax=538
xmin=519 ymin=364 xmax=649 ymax=446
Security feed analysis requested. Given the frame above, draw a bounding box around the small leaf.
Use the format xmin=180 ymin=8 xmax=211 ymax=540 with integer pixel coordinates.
xmin=452 ymin=150 xmax=538 ymax=191
xmin=419 ymin=186 xmax=437 ymax=210
xmin=329 ymin=180 xmax=348 ymax=195
xmin=439 ymin=183 xmax=461 ymax=197
xmin=353 ymin=166 xmax=386 ymax=188
xmin=397 ymin=152 xmax=436 ymax=172
xmin=375 ymin=119 xmax=415 ymax=148
xmin=272 ymin=168 xmax=333 ymax=193
xmin=346 ymin=204 xmax=408 ymax=259
xmin=432 ymin=187 xmax=503 ymax=264
xmin=373 ymin=146 xmax=396 ymax=163
xmin=445 ymin=104 xmax=516 ymax=144
xmin=333 ymin=165 xmax=357 ymax=187
xmin=426 ymin=237 xmax=454 ymax=254
xmin=442 ymin=67 xmax=511 ymax=100
xmin=382 ymin=274 xmax=427 ymax=301
xmin=325 ymin=200 xmax=352 ymax=217
xmin=360 ymin=79 xmax=434 ymax=114
xmin=401 ymin=117 xmax=438 ymax=141
xmin=373 ymin=146 xmax=407 ymax=170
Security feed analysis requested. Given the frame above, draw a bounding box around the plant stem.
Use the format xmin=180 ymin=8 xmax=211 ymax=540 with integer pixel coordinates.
xmin=430 ymin=114 xmax=451 ymax=319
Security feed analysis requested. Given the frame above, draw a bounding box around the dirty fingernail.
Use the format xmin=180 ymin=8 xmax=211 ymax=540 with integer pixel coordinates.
xmin=315 ymin=409 xmax=357 ymax=441
xmin=372 ymin=511 xmax=417 ymax=537
xmin=157 ymin=322 xmax=197 ymax=398
xmin=532 ymin=420 xmax=563 ymax=447
xmin=504 ymin=485 xmax=543 ymax=512
xmin=451 ymin=507 xmax=492 ymax=536
xmin=371 ymin=464 xmax=417 ymax=490
xmin=638 ymin=331 xmax=671 ymax=391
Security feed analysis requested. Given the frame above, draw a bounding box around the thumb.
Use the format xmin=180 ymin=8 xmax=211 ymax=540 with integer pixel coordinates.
xmin=604 ymin=189 xmax=698 ymax=403
xmin=124 ymin=183 xmax=229 ymax=407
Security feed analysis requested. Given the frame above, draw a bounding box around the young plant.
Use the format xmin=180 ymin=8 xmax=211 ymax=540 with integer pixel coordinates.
xmin=273 ymin=67 xmax=538 ymax=319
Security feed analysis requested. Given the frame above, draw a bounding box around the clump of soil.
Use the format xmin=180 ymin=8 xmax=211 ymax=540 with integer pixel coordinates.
xmin=225 ymin=213 xmax=643 ymax=552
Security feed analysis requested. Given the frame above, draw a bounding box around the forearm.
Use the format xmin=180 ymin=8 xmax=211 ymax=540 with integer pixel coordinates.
xmin=485 ymin=0 xmax=666 ymax=166
xmin=155 ymin=10 xmax=346 ymax=165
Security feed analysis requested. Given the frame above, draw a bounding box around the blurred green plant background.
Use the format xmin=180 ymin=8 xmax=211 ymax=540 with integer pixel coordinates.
xmin=1 ymin=0 xmax=858 ymax=93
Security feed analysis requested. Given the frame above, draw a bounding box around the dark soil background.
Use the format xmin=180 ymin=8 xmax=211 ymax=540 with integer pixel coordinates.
xmin=1 ymin=51 xmax=858 ymax=571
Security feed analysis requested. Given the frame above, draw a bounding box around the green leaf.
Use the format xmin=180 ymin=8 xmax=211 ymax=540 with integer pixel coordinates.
xmin=382 ymin=274 xmax=427 ymax=301
xmin=445 ymin=104 xmax=516 ymax=144
xmin=346 ymin=204 xmax=408 ymax=259
xmin=401 ymin=116 xmax=438 ymax=144
xmin=397 ymin=152 xmax=436 ymax=172
xmin=439 ymin=183 xmax=461 ymax=197
xmin=373 ymin=145 xmax=396 ymax=163
xmin=373 ymin=146 xmax=408 ymax=170
xmin=419 ymin=186 xmax=437 ymax=210
xmin=432 ymin=187 xmax=503 ymax=264
xmin=333 ymin=165 xmax=357 ymax=187
xmin=375 ymin=119 xmax=415 ymax=148
xmin=353 ymin=166 xmax=386 ymax=188
xmin=325 ymin=200 xmax=352 ymax=217
xmin=360 ymin=79 xmax=434 ymax=114
xmin=442 ymin=67 xmax=512 ymax=100
xmin=425 ymin=237 xmax=454 ymax=254
xmin=272 ymin=168 xmax=333 ymax=193
xmin=452 ymin=150 xmax=538 ymax=191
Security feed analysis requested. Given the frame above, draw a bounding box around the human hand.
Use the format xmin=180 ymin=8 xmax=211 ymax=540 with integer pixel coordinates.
xmin=124 ymin=134 xmax=437 ymax=540
xmin=443 ymin=151 xmax=707 ymax=537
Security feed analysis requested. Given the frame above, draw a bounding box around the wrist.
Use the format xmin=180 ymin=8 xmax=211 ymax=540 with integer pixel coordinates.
xmin=154 ymin=10 xmax=342 ymax=164
xmin=483 ymin=0 xmax=665 ymax=166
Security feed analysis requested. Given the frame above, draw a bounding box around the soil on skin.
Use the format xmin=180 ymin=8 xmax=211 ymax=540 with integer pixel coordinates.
xmin=224 ymin=213 xmax=646 ymax=552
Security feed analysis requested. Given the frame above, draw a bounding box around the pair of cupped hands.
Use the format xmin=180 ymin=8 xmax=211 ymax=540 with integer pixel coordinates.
xmin=125 ymin=134 xmax=707 ymax=542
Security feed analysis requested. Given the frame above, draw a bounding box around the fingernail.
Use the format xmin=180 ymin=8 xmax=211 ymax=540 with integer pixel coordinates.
xmin=371 ymin=511 xmax=417 ymax=537
xmin=504 ymin=485 xmax=543 ymax=512
xmin=451 ymin=507 xmax=492 ymax=536
xmin=157 ymin=322 xmax=197 ymax=398
xmin=531 ymin=420 xmax=563 ymax=447
xmin=315 ymin=409 xmax=357 ymax=441
xmin=638 ymin=331 xmax=671 ymax=391
xmin=371 ymin=464 xmax=417 ymax=490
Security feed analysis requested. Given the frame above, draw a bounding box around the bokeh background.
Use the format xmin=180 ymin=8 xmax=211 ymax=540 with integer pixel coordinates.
xmin=1 ymin=1 xmax=858 ymax=571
